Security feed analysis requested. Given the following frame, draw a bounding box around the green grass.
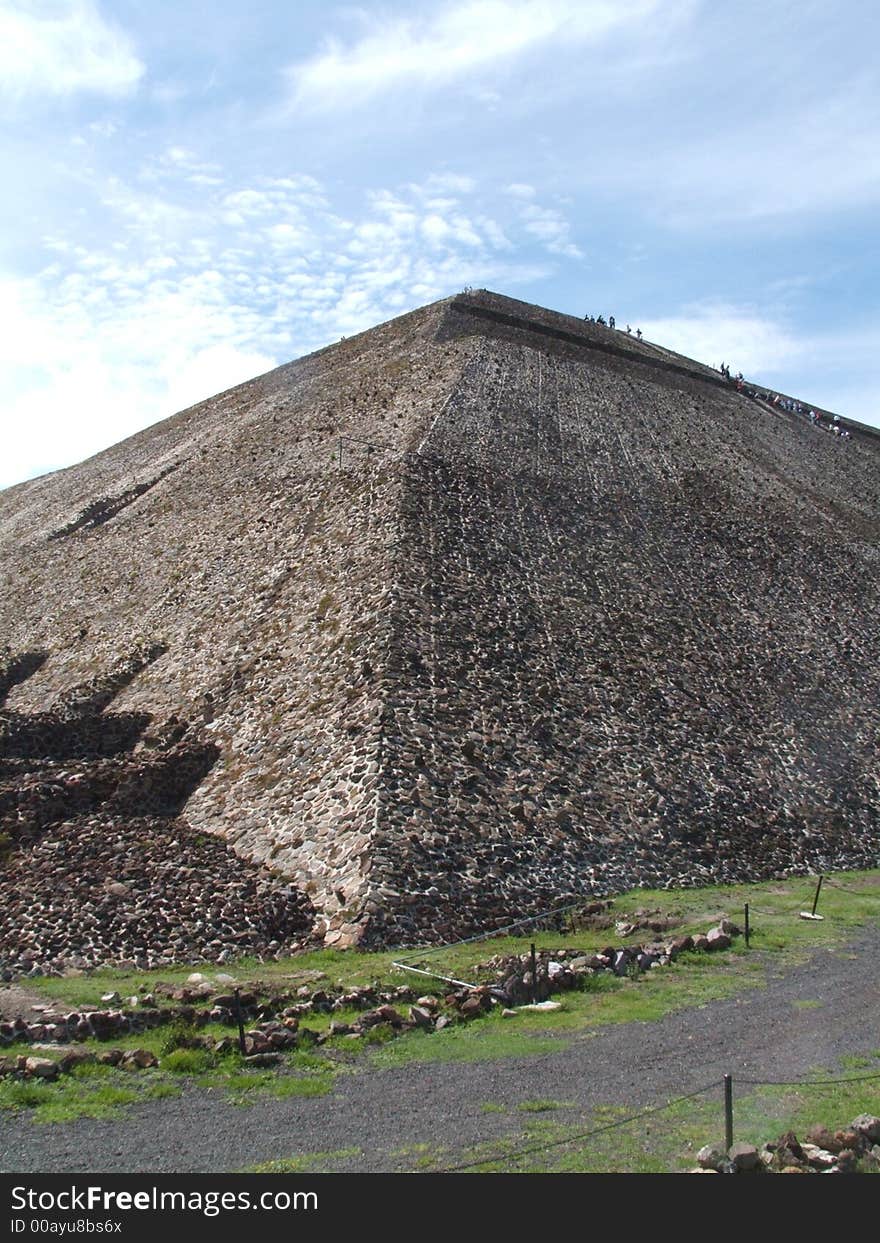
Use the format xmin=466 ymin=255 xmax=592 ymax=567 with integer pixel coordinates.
xmin=439 ymin=1049 xmax=880 ymax=1173
xmin=0 ymin=1061 xmax=184 ymax=1125
xmin=516 ymin=1099 xmax=574 ymax=1113
xmin=0 ymin=1042 xmax=339 ymax=1123
xmin=839 ymin=1050 xmax=880 ymax=1072
xmin=0 ymin=1080 xmax=54 ymax=1110
xmin=203 ymin=1050 xmax=337 ymax=1105
xmin=223 ymin=1072 xmax=332 ymax=1105
xmin=247 ymin=1148 xmax=362 ymax=1174
xmin=161 ymin=1047 xmax=216 ymax=1074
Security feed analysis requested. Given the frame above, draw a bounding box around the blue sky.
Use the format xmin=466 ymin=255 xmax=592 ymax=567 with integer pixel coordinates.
xmin=2 ymin=0 xmax=878 ymax=488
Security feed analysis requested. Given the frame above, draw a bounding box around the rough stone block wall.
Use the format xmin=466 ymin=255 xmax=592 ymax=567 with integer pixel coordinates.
xmin=0 ymin=289 xmax=878 ymax=959
xmin=363 ymin=302 xmax=880 ymax=942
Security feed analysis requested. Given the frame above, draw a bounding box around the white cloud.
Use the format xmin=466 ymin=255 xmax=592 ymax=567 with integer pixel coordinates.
xmin=637 ymin=301 xmax=880 ymax=428
xmin=416 ymin=172 xmax=477 ymax=196
xmin=285 ymin=0 xmax=664 ymax=109
xmin=518 ymin=202 xmax=583 ymax=258
xmin=0 ymin=1 xmax=143 ymax=100
xmin=639 ymin=302 xmax=803 ymax=375
xmin=0 ymin=167 xmax=574 ymax=487
xmin=0 ymin=271 xmax=276 ymax=487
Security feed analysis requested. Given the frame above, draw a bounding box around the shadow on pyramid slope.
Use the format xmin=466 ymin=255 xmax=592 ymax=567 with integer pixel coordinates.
xmin=0 ymin=290 xmax=878 ymax=962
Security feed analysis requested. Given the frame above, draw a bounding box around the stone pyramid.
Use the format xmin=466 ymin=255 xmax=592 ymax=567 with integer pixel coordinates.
xmin=1 ymin=290 xmax=878 ymax=966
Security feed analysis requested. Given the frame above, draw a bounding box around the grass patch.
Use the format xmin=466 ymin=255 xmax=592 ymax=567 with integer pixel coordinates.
xmin=0 ymin=1080 xmax=53 ymax=1110
xmin=242 ymin=1075 xmax=331 ymax=1102
xmin=214 ymin=1062 xmax=334 ymax=1106
xmin=0 ymin=1060 xmax=185 ymax=1125
xmin=247 ymin=1147 xmax=361 ymax=1174
xmin=391 ymin=1143 xmax=446 ymax=1170
xmin=516 ymin=1099 xmax=573 ymax=1113
xmin=0 ymin=1037 xmax=340 ymax=1124
xmin=161 ymin=1048 xmax=216 ymax=1074
xmin=444 ymin=1049 xmax=880 ymax=1173
xmin=839 ymin=1051 xmax=880 ymax=1071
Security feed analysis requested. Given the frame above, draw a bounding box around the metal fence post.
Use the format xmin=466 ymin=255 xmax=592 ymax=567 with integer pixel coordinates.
xmin=234 ymin=987 xmax=246 ymax=1057
xmin=811 ymin=875 xmax=824 ymax=917
xmin=744 ymin=903 xmax=750 ymax=948
xmin=723 ymin=1074 xmax=733 ymax=1152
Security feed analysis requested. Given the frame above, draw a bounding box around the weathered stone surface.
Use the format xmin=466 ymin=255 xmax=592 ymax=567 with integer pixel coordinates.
xmin=242 ymin=1053 xmax=280 ymax=1068
xmin=805 ymin=1124 xmax=837 ymax=1151
xmin=667 ymin=937 xmax=694 ymax=958
xmin=696 ymin=1144 xmax=725 ymax=1170
xmin=800 ymin=1143 xmax=836 ymax=1169
xmin=24 ymin=1056 xmax=58 ymax=1079
xmin=1 ymin=289 xmax=879 ymax=960
xmin=704 ymin=1117 xmax=880 ymax=1175
xmin=121 ymin=1048 xmax=158 ymax=1069
xmin=57 ymin=1049 xmax=94 ymax=1073
xmin=242 ymin=1033 xmax=271 ymax=1056
xmin=851 ymin=1114 xmax=880 ymax=1143
xmin=835 ymin=1148 xmax=858 ymax=1173
xmin=728 ymin=1142 xmax=759 ymax=1171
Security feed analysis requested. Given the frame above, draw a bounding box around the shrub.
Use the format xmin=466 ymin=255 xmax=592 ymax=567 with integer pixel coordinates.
xmin=161 ymin=1048 xmax=216 ymax=1074
xmin=160 ymin=1020 xmax=206 ymax=1056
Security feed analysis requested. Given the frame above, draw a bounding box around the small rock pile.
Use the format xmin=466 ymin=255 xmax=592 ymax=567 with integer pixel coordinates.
xmin=694 ymin=1116 xmax=880 ymax=1173
xmin=482 ymin=919 xmax=739 ymax=1006
xmin=0 ymin=1048 xmax=157 ymax=1082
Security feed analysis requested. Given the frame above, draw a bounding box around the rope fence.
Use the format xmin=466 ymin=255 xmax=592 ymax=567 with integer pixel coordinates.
xmin=737 ymin=1071 xmax=880 ymax=1087
xmin=394 ymin=896 xmax=588 ymax=965
xmin=438 ymin=1067 xmax=880 ymax=1172
xmin=392 ymin=895 xmax=597 ymax=989
xmin=443 ymin=1080 xmax=722 ymax=1172
xmin=393 ymin=871 xmax=880 ymax=983
xmin=395 ymin=871 xmax=880 ymax=1169
xmin=824 ymin=877 xmax=880 ymax=900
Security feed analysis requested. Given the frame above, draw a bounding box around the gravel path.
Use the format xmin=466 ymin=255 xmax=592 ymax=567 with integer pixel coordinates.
xmin=3 ymin=924 xmax=880 ymax=1173
xmin=0 ymin=983 xmax=45 ymax=1022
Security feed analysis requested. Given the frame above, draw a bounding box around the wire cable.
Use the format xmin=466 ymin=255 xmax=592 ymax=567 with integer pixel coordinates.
xmin=441 ymin=1079 xmax=723 ymax=1172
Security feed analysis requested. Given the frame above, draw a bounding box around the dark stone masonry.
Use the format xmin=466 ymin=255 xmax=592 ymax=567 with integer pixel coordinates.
xmin=0 ymin=290 xmax=877 ymax=964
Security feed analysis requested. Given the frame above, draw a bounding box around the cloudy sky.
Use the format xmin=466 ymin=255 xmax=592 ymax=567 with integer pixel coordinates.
xmin=2 ymin=0 xmax=878 ymax=487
